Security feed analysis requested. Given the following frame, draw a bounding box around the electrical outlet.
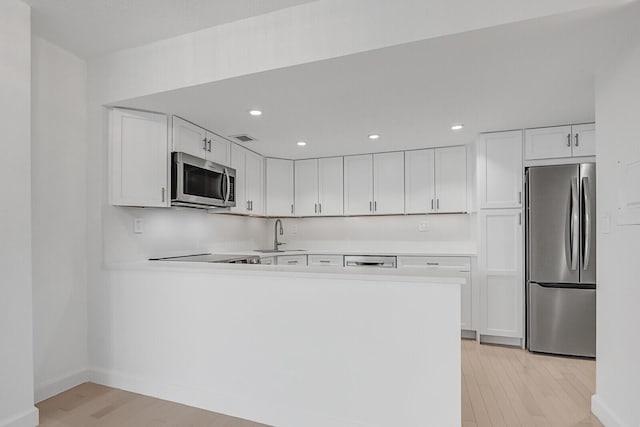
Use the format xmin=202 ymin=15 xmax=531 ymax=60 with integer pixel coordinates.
xmin=418 ymin=222 xmax=429 ymax=232
xmin=291 ymin=224 xmax=298 ymax=234
xmin=133 ymin=218 xmax=144 ymax=234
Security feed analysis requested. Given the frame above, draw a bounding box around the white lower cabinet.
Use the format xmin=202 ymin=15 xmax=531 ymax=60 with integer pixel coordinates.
xmin=260 ymin=257 xmax=276 ymax=265
xmin=277 ymin=255 xmax=308 ymax=266
xmin=478 ymin=209 xmax=524 ymax=339
xmin=397 ymin=256 xmax=473 ymax=331
xmin=307 ymin=254 xmax=343 ymax=267
xmin=109 ymin=108 xmax=170 ymax=207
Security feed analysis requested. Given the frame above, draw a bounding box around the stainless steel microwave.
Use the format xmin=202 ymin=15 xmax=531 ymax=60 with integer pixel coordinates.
xmin=171 ymin=152 xmax=236 ymax=208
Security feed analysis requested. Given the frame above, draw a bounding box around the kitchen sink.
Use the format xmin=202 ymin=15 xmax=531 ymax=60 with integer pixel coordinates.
xmin=254 ymin=249 xmax=306 ymax=253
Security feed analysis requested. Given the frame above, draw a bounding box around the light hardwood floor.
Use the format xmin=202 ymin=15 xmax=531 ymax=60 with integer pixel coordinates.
xmin=37 ymin=340 xmax=601 ymax=427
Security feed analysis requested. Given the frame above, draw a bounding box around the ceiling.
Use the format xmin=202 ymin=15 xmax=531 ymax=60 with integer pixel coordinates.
xmin=118 ymin=6 xmax=630 ymax=160
xmin=24 ymin=0 xmax=318 ymax=58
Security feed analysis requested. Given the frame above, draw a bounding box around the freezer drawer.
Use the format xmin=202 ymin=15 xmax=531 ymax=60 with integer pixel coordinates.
xmin=527 ymin=282 xmax=596 ymax=357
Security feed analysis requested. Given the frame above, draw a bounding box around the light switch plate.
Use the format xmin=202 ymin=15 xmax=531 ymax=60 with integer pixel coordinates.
xmin=133 ymin=218 xmax=144 ymax=234
xmin=418 ymin=222 xmax=429 ymax=232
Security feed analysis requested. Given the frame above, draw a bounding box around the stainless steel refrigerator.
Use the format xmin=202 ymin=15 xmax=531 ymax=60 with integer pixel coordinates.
xmin=526 ymin=164 xmax=596 ymax=357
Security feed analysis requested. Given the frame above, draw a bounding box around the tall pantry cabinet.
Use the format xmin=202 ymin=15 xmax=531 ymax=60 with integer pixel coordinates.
xmin=476 ymin=130 xmax=524 ymax=344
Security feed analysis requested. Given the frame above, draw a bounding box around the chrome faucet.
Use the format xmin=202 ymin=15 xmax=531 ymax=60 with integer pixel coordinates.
xmin=273 ymin=218 xmax=285 ymax=250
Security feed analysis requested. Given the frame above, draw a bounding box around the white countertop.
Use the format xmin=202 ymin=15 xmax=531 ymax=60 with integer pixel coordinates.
xmin=107 ymin=259 xmax=466 ymax=284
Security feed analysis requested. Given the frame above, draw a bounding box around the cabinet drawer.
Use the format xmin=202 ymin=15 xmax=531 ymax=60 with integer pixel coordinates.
xmin=397 ymin=256 xmax=471 ymax=271
xmin=277 ymin=255 xmax=308 ymax=266
xmin=260 ymin=257 xmax=276 ymax=265
xmin=308 ymin=255 xmax=343 ymax=266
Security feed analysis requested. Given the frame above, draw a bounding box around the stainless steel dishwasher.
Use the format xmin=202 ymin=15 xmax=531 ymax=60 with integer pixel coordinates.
xmin=343 ymin=255 xmax=397 ymax=268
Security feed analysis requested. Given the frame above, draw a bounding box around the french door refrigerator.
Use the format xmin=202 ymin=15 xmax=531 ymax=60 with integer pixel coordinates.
xmin=526 ymin=164 xmax=596 ymax=357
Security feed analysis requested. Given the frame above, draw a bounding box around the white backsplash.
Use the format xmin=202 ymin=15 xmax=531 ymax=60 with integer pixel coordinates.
xmin=104 ymin=207 xmax=476 ymax=263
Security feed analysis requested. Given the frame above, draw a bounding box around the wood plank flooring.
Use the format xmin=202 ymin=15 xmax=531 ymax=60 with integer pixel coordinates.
xmin=36 ymin=340 xmax=602 ymax=427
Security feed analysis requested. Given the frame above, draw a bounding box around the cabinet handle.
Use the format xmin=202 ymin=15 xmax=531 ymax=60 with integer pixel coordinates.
xmin=431 ymin=199 xmax=434 ymax=210
xmin=202 ymin=137 xmax=207 ymax=150
xmin=161 ymin=187 xmax=165 ymax=203
xmin=436 ymin=199 xmax=440 ymax=210
xmin=247 ymin=201 xmax=250 ymax=210
xmin=369 ymin=201 xmax=373 ymax=212
xmin=575 ymin=133 xmax=579 ymax=147
xmin=250 ymin=200 xmax=253 ymax=211
xmin=319 ymin=203 xmax=322 ymax=214
xmin=291 ymin=204 xmax=294 ymax=214
xmin=518 ymin=191 xmax=522 ymax=204
xmin=374 ymin=201 xmax=377 ymax=212
xmin=320 ymin=260 xmax=331 ymax=264
xmin=287 ymin=260 xmax=298 ymax=264
xmin=207 ymin=139 xmax=212 ymax=152
xmin=315 ymin=203 xmax=318 ymax=214
xmin=567 ymin=133 xmax=571 ymax=147
xmin=519 ymin=212 xmax=522 ymax=225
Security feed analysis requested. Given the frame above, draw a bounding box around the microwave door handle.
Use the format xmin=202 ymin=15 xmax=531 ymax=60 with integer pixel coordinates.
xmin=223 ymin=168 xmax=230 ymax=204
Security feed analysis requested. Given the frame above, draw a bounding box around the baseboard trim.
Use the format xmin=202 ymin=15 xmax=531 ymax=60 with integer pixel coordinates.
xmin=35 ymin=369 xmax=90 ymax=403
xmin=0 ymin=407 xmax=38 ymax=427
xmin=479 ymin=334 xmax=522 ymax=347
xmin=592 ymin=394 xmax=627 ymax=427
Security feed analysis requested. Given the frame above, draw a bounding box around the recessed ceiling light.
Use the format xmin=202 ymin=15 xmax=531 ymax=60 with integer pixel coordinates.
xmin=451 ymin=124 xmax=464 ymax=131
xmin=297 ymin=141 xmax=307 ymax=146
xmin=368 ymin=134 xmax=380 ymax=140
xmin=249 ymin=110 xmax=262 ymax=116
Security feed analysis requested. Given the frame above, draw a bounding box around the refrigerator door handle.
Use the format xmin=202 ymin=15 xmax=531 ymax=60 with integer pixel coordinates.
xmin=582 ymin=176 xmax=592 ymax=270
xmin=570 ymin=178 xmax=579 ymax=271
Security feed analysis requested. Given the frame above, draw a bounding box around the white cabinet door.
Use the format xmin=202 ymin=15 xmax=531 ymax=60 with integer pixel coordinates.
xmin=110 ymin=108 xmax=169 ymax=207
xmin=245 ymin=150 xmax=264 ymax=215
xmin=525 ymin=125 xmax=572 ymax=160
xmin=572 ymin=123 xmax=596 ymax=157
xmin=207 ymin=133 xmax=231 ymax=166
xmin=294 ymin=159 xmax=319 ymax=216
xmin=230 ymin=143 xmax=247 ymax=214
xmin=172 ymin=116 xmax=207 ymax=159
xmin=405 ymin=149 xmax=436 ymax=214
xmin=308 ymin=254 xmax=343 ymax=266
xmin=477 ymin=131 xmax=523 ymax=209
xmin=344 ymin=154 xmax=373 ymax=215
xmin=265 ymin=158 xmax=294 ymax=217
xmin=318 ymin=157 xmax=344 ymax=216
xmin=435 ymin=146 xmax=467 ymax=213
xmin=277 ymin=255 xmax=308 ymax=266
xmin=373 ymin=152 xmax=405 ymax=214
xmin=478 ymin=209 xmax=523 ymax=338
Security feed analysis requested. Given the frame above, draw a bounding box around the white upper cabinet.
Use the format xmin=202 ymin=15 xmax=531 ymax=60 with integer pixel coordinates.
xmin=230 ymin=144 xmax=263 ymax=215
xmin=317 ymin=157 xmax=344 ymax=216
xmin=477 ymin=131 xmax=523 ymax=209
xmin=478 ymin=209 xmax=524 ymax=339
xmin=405 ymin=150 xmax=436 ymax=214
xmin=294 ymin=159 xmax=319 ymax=216
xmin=172 ymin=116 xmax=207 ymax=159
xmin=245 ymin=149 xmax=264 ymax=215
xmin=295 ymin=157 xmax=343 ymax=216
xmin=435 ymin=146 xmax=467 ymax=213
xmin=110 ymin=108 xmax=169 ymax=207
xmin=208 ymin=133 xmax=231 ymax=166
xmin=266 ymin=158 xmax=294 ymax=217
xmin=525 ymin=125 xmax=573 ymax=160
xmin=172 ymin=116 xmax=230 ymax=166
xmin=344 ymin=154 xmax=374 ymax=215
xmin=373 ymin=152 xmax=405 ymax=214
xmin=571 ymin=123 xmax=596 ymax=157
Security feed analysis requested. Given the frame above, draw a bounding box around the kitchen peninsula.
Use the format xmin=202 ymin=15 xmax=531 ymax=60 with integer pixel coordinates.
xmin=93 ymin=261 xmax=462 ymax=427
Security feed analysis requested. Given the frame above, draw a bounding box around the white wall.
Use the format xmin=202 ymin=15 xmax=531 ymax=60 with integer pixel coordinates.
xmin=0 ymin=1 xmax=38 ymax=426
xmin=592 ymin=3 xmax=640 ymax=426
xmin=31 ymin=36 xmax=89 ymax=402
